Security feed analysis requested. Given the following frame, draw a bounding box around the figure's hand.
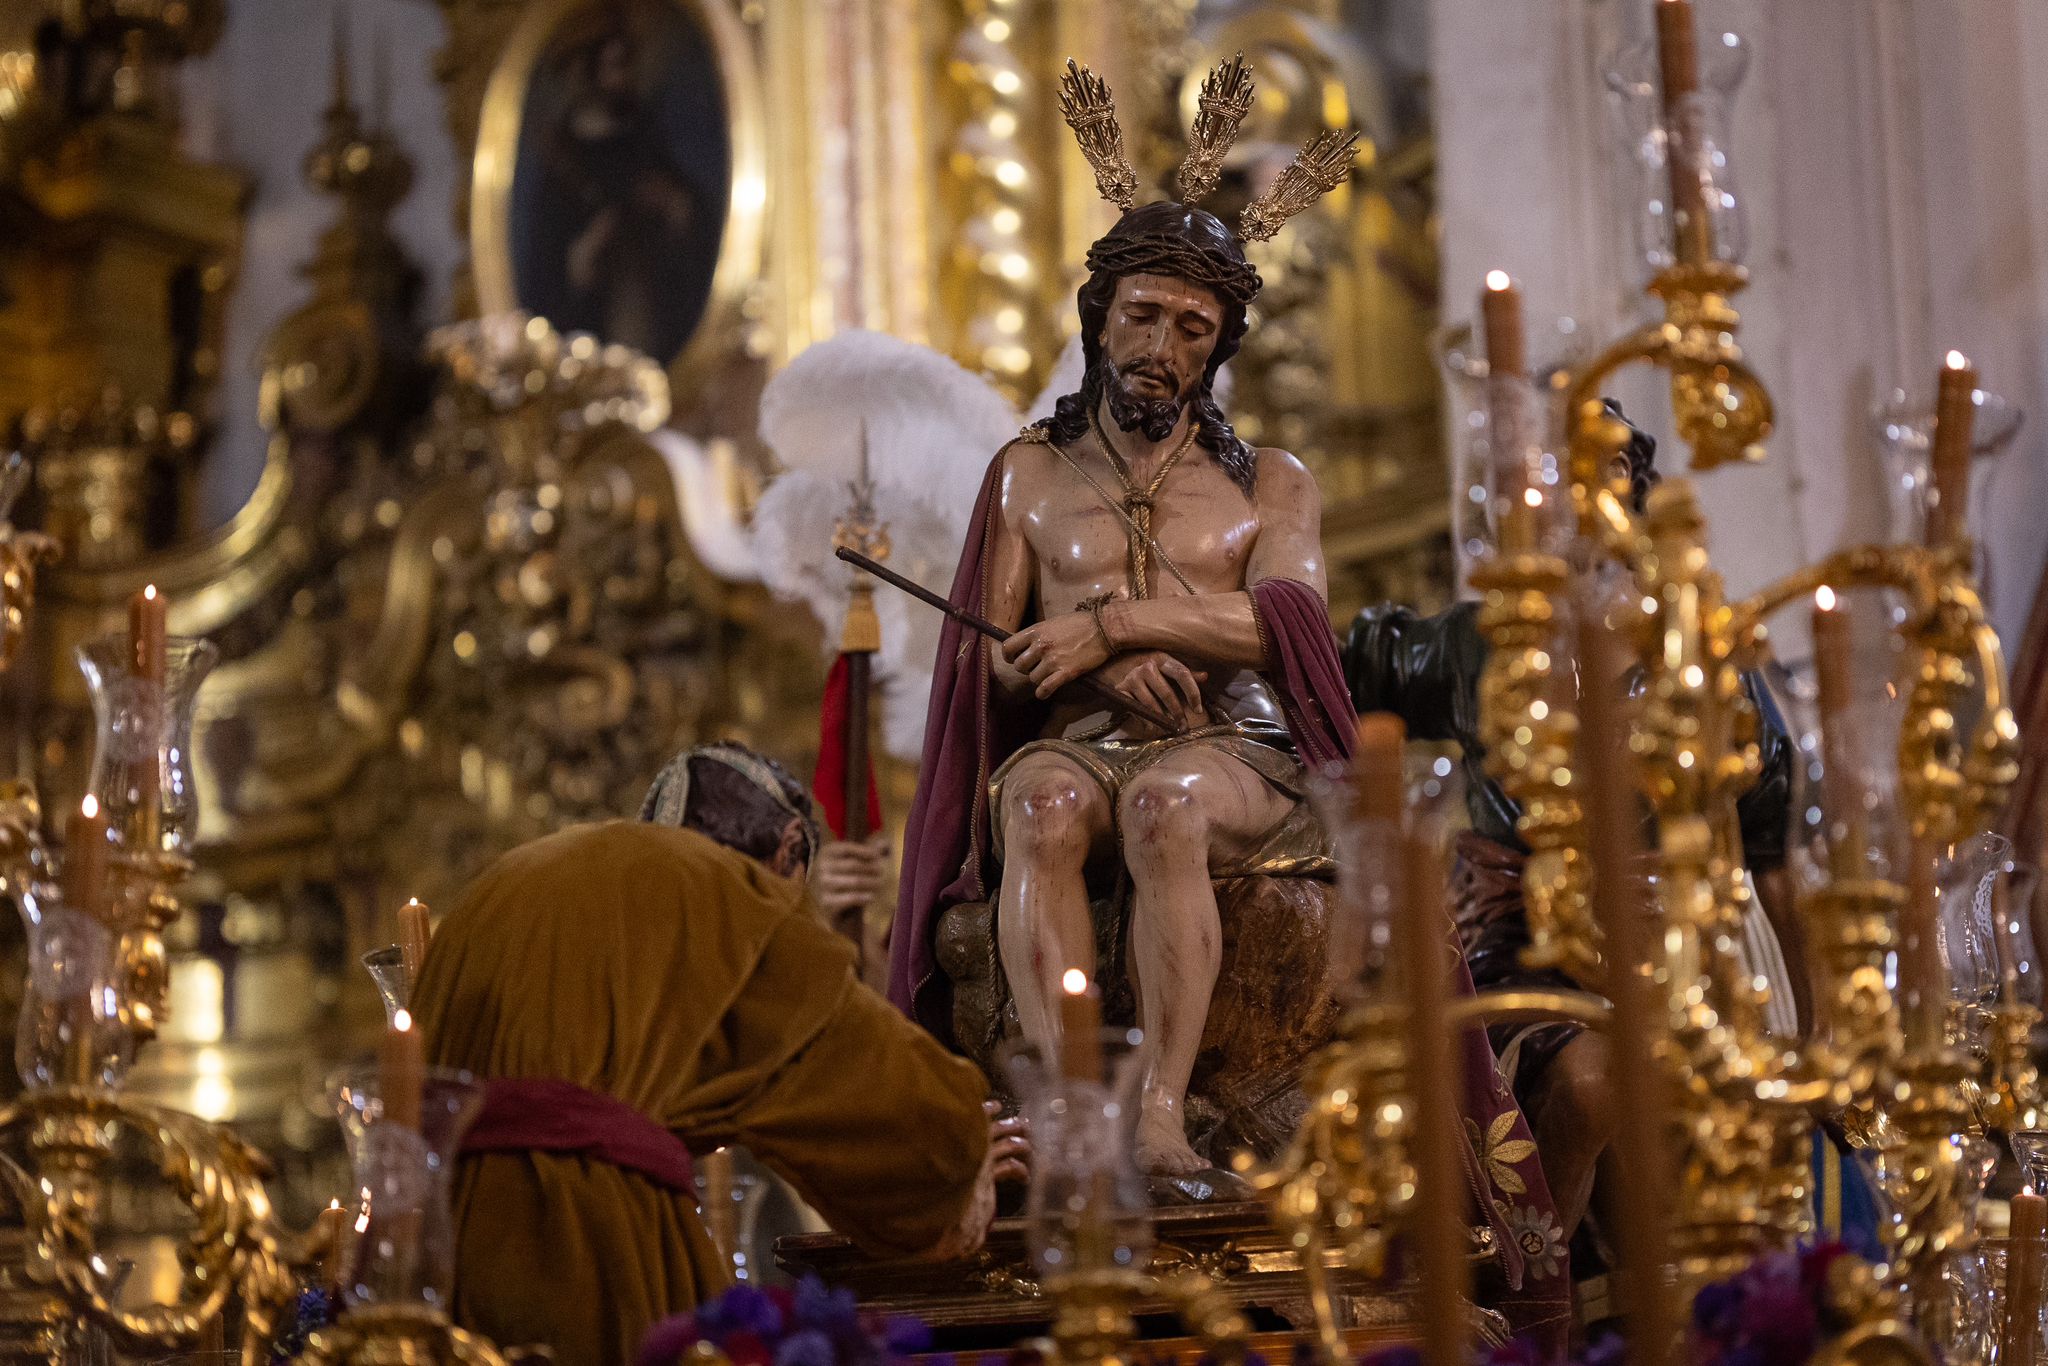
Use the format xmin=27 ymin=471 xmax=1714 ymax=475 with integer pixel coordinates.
xmin=811 ymin=833 xmax=890 ymax=927
xmin=1095 ymin=650 xmax=1207 ymax=735
xmin=923 ymin=1101 xmax=1030 ymax=1262
xmin=985 ymin=1099 xmax=1030 ymax=1183
xmin=1002 ymin=611 xmax=1113 ymax=699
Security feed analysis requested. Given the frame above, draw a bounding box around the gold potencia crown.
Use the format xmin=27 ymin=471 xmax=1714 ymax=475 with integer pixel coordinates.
xmin=1056 ymin=53 xmax=1360 ymax=242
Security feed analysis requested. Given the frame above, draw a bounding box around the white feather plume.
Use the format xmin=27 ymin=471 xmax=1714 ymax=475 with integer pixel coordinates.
xmin=754 ymin=330 xmax=1026 ymax=761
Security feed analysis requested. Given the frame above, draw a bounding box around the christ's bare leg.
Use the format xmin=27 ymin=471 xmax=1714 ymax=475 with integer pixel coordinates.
xmin=1118 ymin=748 xmax=1294 ymax=1176
xmin=997 ymin=753 xmax=1114 ymax=1057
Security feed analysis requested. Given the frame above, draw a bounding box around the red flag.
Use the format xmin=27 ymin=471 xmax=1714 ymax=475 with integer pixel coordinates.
xmin=813 ymin=653 xmax=882 ymax=839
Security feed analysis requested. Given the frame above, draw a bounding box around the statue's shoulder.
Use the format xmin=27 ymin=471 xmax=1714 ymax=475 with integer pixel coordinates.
xmin=1249 ymin=444 xmax=1321 ymax=507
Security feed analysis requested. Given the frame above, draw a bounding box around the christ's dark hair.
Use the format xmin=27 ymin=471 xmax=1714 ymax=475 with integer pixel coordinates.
xmin=1042 ymin=203 xmax=1261 ymax=494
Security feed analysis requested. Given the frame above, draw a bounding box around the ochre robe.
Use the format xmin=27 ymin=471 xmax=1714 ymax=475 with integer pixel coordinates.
xmin=414 ymin=822 xmax=990 ymax=1365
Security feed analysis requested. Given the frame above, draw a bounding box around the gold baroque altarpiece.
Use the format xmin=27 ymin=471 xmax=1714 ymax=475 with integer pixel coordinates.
xmin=0 ymin=0 xmax=1449 ymax=1212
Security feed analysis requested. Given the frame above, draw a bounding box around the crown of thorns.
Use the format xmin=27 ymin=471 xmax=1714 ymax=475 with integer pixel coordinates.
xmin=1058 ymin=53 xmax=1361 ymax=247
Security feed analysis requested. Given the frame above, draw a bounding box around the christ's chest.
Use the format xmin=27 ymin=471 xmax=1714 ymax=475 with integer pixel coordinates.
xmin=1027 ymin=461 xmax=1259 ymax=590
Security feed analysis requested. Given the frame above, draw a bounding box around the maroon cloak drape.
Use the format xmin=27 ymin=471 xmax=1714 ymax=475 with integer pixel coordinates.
xmin=886 ymin=442 xmax=1572 ymax=1346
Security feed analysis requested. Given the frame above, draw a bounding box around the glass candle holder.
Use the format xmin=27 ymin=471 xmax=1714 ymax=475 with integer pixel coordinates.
xmin=1605 ymin=28 xmax=1751 ymax=272
xmin=16 ymin=904 xmax=132 ymax=1090
xmin=75 ymin=633 xmax=219 ymax=857
xmin=693 ymin=1157 xmax=770 ymax=1283
xmin=1937 ymin=833 xmax=2015 ymax=1035
xmin=1872 ymin=386 xmax=2024 ymax=547
xmin=1002 ymin=1027 xmax=1151 ymax=1283
xmin=327 ymin=1062 xmax=483 ymax=1312
xmin=1779 ymin=657 xmax=1911 ymax=900
xmin=1435 ymin=326 xmax=1575 ymax=567
xmin=360 ymin=946 xmax=411 ymax=1027
xmin=1306 ymin=767 xmax=1403 ymax=1003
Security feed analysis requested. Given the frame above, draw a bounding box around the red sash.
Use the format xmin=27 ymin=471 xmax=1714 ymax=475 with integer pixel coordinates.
xmin=461 ymin=1077 xmax=698 ymax=1199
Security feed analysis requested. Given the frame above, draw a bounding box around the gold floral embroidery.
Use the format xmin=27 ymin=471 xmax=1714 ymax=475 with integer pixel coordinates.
xmin=1466 ymin=1111 xmax=1539 ymax=1197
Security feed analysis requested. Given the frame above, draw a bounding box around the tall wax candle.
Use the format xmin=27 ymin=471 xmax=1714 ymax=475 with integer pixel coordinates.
xmin=1657 ymin=0 xmax=1712 ymax=264
xmin=128 ymin=583 xmax=166 ymax=684
xmin=380 ymin=1008 xmax=425 ymax=1131
xmin=1057 ymin=968 xmax=1102 ymax=1085
xmin=1928 ymin=351 xmax=1978 ymax=547
xmin=2002 ymin=1189 xmax=2047 ymax=1366
xmin=399 ymin=898 xmax=432 ymax=982
xmin=63 ymin=796 xmax=110 ymax=920
xmin=1400 ymin=822 xmax=1470 ymax=1366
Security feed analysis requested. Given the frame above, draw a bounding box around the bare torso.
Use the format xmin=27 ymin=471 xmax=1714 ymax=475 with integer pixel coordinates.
xmin=996 ymin=435 xmax=1303 ymax=736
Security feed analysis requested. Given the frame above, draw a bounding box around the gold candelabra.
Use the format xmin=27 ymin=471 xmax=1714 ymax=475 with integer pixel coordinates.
xmin=1254 ymin=2 xmax=2023 ymax=1360
xmin=0 ymin=450 xmax=521 ymax=1366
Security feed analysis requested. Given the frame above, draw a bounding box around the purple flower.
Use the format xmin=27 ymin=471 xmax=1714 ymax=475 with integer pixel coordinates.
xmin=776 ymin=1329 xmax=838 ymax=1366
xmin=637 ymin=1313 xmax=703 ymax=1366
xmin=1693 ymin=1276 xmax=1745 ymax=1339
xmin=795 ymin=1277 xmax=862 ymax=1336
xmin=721 ymin=1285 xmax=786 ymax=1341
xmin=881 ymin=1316 xmax=933 ymax=1356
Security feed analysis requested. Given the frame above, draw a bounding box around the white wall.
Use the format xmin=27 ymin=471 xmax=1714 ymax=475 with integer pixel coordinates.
xmin=182 ymin=0 xmax=462 ymax=526
xmin=1433 ymin=0 xmax=2048 ymax=657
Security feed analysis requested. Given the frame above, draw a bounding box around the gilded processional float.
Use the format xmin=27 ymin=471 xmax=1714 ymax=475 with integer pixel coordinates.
xmin=0 ymin=0 xmax=2041 ymax=1364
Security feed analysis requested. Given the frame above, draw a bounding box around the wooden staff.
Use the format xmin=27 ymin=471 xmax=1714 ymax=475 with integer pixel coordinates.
xmin=1400 ymin=819 xmax=1470 ymax=1366
xmin=835 ymin=547 xmax=1179 ymax=733
xmin=1578 ymin=596 xmax=1674 ymax=1365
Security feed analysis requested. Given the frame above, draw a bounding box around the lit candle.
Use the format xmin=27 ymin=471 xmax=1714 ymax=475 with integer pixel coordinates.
xmin=2002 ymin=1188 xmax=2047 ymax=1366
xmin=1400 ymin=821 xmax=1470 ymax=1366
xmin=1928 ymin=351 xmax=1978 ymax=547
xmin=1480 ymin=270 xmax=1526 ymax=381
xmin=1656 ymin=0 xmax=1712 ymax=265
xmin=63 ymin=795 xmax=109 ymax=920
xmin=319 ymin=1198 xmax=349 ymax=1288
xmin=380 ymin=1008 xmax=424 ymax=1131
xmin=1481 ymin=273 xmax=1541 ymax=554
xmin=1901 ymin=840 xmax=1943 ymax=1052
xmin=1057 ymin=968 xmax=1102 ymax=1085
xmin=399 ymin=898 xmax=432 ymax=982
xmin=1810 ymin=587 xmax=1869 ymax=878
xmin=128 ymin=583 xmax=166 ymax=685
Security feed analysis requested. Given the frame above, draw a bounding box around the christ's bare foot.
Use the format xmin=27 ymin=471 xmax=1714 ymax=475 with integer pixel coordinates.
xmin=1135 ymin=1090 xmax=1206 ymax=1177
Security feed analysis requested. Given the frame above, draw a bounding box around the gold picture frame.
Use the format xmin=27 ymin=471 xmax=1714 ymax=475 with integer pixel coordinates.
xmin=469 ymin=0 xmax=769 ymax=411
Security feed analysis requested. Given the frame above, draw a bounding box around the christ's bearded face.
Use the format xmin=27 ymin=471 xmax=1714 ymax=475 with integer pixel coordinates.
xmin=1096 ymin=273 xmax=1223 ymax=441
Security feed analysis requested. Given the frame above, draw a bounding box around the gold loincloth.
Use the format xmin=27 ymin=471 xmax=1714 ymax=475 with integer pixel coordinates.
xmin=989 ymin=721 xmax=1332 ymax=879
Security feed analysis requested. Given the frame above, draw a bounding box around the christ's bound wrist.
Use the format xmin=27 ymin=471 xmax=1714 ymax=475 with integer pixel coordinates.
xmin=1098 ymin=599 xmax=1133 ymax=652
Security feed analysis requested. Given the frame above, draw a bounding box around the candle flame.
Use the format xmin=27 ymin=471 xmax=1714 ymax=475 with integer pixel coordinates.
xmin=1814 ymin=584 xmax=1837 ymax=611
xmin=1484 ymin=269 xmax=1512 ymax=293
xmin=328 ymin=1197 xmax=342 ymax=1211
xmin=80 ymin=794 xmax=98 ymax=819
xmin=1061 ymin=968 xmax=1089 ymax=996
xmin=392 ymin=1008 xmax=413 ymax=1032
xmin=142 ymin=583 xmax=158 ymax=602
xmin=1945 ymin=349 xmax=1970 ymax=371
xmin=1522 ymin=487 xmax=1543 ymax=508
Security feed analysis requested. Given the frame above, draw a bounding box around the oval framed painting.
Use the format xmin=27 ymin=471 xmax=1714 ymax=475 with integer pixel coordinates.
xmin=471 ymin=0 xmax=766 ymax=399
